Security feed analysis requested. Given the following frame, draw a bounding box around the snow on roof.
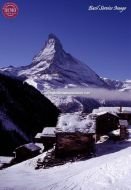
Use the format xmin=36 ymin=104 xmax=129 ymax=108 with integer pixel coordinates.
xmin=95 ymin=111 xmax=118 ymax=117
xmin=92 ymin=107 xmax=131 ymax=114
xmin=25 ymin=143 xmax=41 ymax=151
xmin=119 ymin=120 xmax=128 ymax=126
xmin=41 ymin=127 xmax=56 ymax=137
xmin=120 ymin=108 xmax=131 ymax=113
xmin=86 ymin=113 xmax=97 ymax=120
xmin=0 ymin=156 xmax=14 ymax=164
xmin=16 ymin=143 xmax=41 ymax=152
xmin=35 ymin=133 xmax=42 ymax=139
xmin=56 ymin=113 xmax=96 ymax=134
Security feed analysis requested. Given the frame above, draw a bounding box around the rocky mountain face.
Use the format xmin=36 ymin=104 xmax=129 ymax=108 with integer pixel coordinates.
xmin=0 ymin=34 xmax=131 ymax=112
xmin=0 ymin=73 xmax=60 ymax=155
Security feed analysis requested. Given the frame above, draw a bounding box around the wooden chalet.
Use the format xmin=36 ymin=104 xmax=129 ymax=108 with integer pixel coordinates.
xmin=55 ymin=114 xmax=96 ymax=158
xmin=93 ymin=107 xmax=131 ymax=125
xmin=34 ymin=127 xmax=56 ymax=151
xmin=14 ymin=143 xmax=41 ymax=162
xmin=55 ymin=132 xmax=96 ymax=158
xmin=95 ymin=111 xmax=119 ymax=137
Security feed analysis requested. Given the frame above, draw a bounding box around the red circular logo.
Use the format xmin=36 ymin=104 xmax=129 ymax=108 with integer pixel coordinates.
xmin=2 ymin=2 xmax=19 ymax=18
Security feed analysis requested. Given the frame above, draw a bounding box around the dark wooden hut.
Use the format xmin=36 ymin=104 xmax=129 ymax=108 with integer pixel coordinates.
xmin=34 ymin=127 xmax=56 ymax=151
xmin=55 ymin=113 xmax=96 ymax=158
xmin=14 ymin=143 xmax=41 ymax=162
xmin=93 ymin=107 xmax=131 ymax=125
xmin=96 ymin=112 xmax=119 ymax=137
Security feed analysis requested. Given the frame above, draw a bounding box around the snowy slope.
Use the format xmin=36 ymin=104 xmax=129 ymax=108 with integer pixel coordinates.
xmin=0 ymin=127 xmax=131 ymax=190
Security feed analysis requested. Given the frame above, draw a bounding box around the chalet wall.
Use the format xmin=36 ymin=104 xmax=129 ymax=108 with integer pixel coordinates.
xmin=96 ymin=113 xmax=119 ymax=135
xmin=14 ymin=147 xmax=40 ymax=162
xmin=118 ymin=113 xmax=131 ymax=124
xmin=55 ymin=132 xmax=95 ymax=158
xmin=41 ymin=137 xmax=56 ymax=151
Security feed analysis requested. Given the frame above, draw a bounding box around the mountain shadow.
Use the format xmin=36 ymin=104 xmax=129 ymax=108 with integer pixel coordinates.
xmin=0 ymin=73 xmax=60 ymax=155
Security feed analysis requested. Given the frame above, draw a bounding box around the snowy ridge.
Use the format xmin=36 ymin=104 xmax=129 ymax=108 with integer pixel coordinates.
xmin=120 ymin=80 xmax=131 ymax=92
xmin=102 ymin=78 xmax=131 ymax=92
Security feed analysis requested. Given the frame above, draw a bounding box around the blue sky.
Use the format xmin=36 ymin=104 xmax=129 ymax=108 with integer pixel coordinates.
xmin=0 ymin=0 xmax=130 ymax=80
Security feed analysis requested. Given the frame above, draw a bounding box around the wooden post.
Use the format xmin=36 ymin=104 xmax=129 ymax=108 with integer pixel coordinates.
xmin=120 ymin=125 xmax=127 ymax=140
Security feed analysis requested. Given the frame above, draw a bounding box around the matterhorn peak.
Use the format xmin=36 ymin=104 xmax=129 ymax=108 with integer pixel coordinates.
xmin=46 ymin=33 xmax=63 ymax=51
xmin=32 ymin=33 xmax=63 ymax=64
xmin=48 ymin=33 xmax=62 ymax=44
xmin=23 ymin=33 xmax=106 ymax=89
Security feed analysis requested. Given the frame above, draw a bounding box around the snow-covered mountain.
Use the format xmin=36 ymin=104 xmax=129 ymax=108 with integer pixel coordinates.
xmin=0 ymin=34 xmax=131 ymax=112
xmin=0 ymin=34 xmax=107 ymax=90
xmin=102 ymin=78 xmax=131 ymax=92
xmin=120 ymin=80 xmax=131 ymax=92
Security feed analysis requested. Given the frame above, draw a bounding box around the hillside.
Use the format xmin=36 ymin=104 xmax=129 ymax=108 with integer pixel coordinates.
xmin=0 ymin=73 xmax=60 ymax=155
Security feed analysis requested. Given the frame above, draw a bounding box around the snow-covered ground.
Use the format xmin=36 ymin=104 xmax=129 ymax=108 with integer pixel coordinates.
xmin=0 ymin=127 xmax=131 ymax=190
